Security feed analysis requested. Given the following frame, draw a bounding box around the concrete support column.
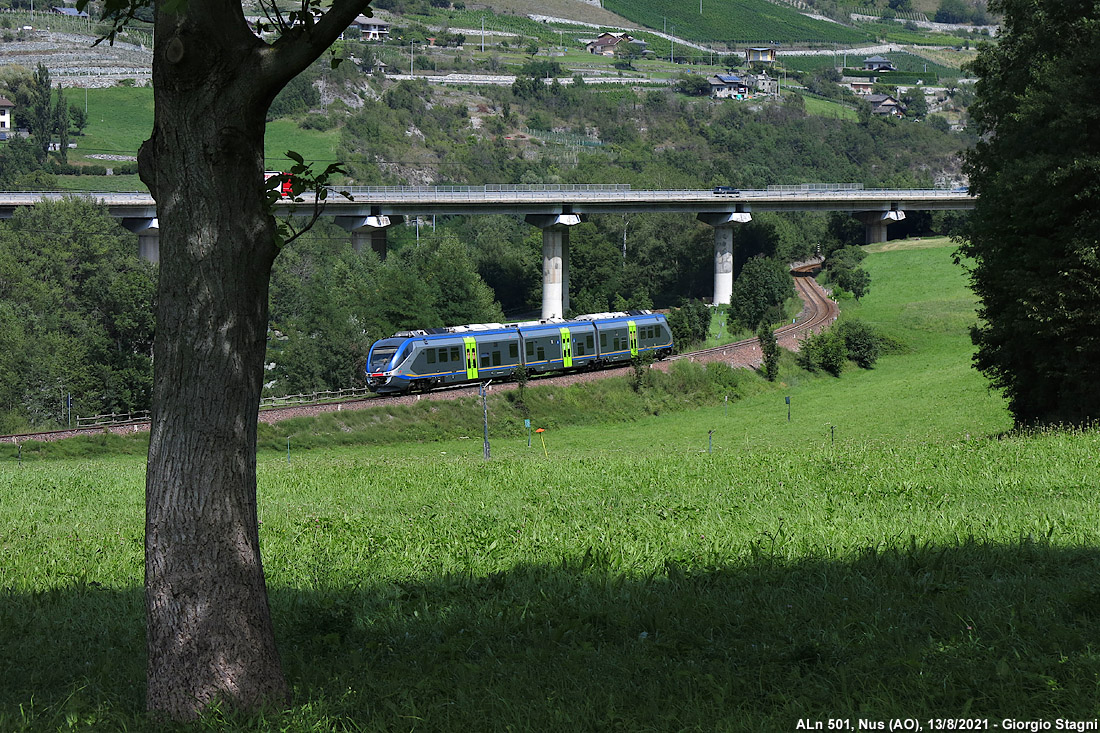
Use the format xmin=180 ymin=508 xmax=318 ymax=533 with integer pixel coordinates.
xmin=526 ymin=213 xmax=582 ymax=320
xmin=855 ymin=209 xmax=905 ymax=245
xmin=712 ymin=226 xmax=735 ymax=307
xmin=698 ymin=210 xmax=752 ymax=307
xmin=541 ymin=227 xmax=569 ymax=319
xmin=120 ymin=217 xmax=160 ymax=263
xmin=335 ymin=213 xmax=405 ymax=260
xmin=138 ymin=234 xmax=160 ymax=264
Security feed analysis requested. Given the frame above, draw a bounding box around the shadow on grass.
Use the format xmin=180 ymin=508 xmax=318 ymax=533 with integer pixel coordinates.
xmin=5 ymin=538 xmax=1100 ymax=730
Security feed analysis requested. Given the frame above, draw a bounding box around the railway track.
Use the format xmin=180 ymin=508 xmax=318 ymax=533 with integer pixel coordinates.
xmin=663 ymin=262 xmax=837 ymax=370
xmin=1 ymin=266 xmax=838 ymax=445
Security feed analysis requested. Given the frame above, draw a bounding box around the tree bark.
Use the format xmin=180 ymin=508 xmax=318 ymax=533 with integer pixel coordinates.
xmin=139 ymin=0 xmax=369 ymax=719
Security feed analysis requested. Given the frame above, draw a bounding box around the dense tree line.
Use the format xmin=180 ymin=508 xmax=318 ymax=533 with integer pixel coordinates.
xmin=0 ymin=199 xmax=155 ymax=432
xmin=266 ymin=222 xmax=502 ymax=397
xmin=960 ymin=0 xmax=1100 ymax=426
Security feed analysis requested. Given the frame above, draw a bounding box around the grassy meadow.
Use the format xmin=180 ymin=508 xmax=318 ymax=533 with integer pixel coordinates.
xmin=58 ymin=88 xmax=340 ymax=192
xmin=5 ymin=238 xmax=1100 ymax=730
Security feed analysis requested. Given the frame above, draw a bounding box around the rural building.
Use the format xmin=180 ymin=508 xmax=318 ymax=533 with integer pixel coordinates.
xmin=863 ymin=55 xmax=895 ymax=71
xmin=708 ymin=72 xmax=779 ymax=100
xmin=867 ymin=93 xmax=906 ymax=117
xmin=708 ymin=73 xmax=751 ymax=99
xmin=352 ymin=15 xmax=390 ymax=41
xmin=0 ymin=97 xmax=13 ymax=141
xmin=51 ymin=6 xmax=89 ymax=16
xmin=585 ymin=32 xmax=643 ymax=56
xmin=745 ymin=46 xmax=777 ymax=64
xmin=752 ymin=72 xmax=778 ymax=96
xmin=842 ymin=76 xmax=874 ymax=95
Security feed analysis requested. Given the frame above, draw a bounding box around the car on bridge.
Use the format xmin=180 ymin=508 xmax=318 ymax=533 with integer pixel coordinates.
xmin=713 ymin=186 xmax=740 ymax=196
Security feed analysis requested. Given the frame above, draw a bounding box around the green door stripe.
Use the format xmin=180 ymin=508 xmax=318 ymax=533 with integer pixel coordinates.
xmin=628 ymin=321 xmax=639 ymax=357
xmin=559 ymin=327 xmax=573 ymax=368
xmin=464 ymin=336 xmax=478 ymax=380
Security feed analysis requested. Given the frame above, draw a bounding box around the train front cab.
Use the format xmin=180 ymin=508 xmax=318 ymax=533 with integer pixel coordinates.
xmin=366 ymin=336 xmax=415 ymax=393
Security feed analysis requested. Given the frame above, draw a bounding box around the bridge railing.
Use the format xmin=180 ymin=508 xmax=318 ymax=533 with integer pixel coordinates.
xmin=338 ymin=183 xmax=632 ymax=196
xmin=767 ymin=183 xmax=865 ymax=192
xmin=1 ymin=187 xmax=973 ymax=208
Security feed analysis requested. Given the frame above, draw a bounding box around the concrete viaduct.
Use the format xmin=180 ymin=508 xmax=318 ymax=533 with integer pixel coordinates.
xmin=0 ymin=185 xmax=973 ymax=320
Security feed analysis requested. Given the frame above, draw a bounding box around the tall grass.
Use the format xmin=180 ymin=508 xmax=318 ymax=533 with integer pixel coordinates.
xmin=8 ymin=239 xmax=1099 ymax=731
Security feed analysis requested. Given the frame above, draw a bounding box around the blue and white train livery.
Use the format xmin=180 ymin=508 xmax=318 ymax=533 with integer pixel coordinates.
xmin=366 ymin=311 xmax=673 ymax=394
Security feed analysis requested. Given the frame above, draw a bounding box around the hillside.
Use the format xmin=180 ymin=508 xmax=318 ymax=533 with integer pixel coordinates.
xmin=601 ymin=0 xmax=868 ymax=44
xmin=18 ymin=242 xmax=1100 ymax=733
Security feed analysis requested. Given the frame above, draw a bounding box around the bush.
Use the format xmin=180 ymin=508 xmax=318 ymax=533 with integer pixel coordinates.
xmin=836 ymin=319 xmax=882 ymax=369
xmin=757 ymin=323 xmax=779 ymax=381
xmin=797 ymin=330 xmax=847 ymax=376
xmin=667 ymin=300 xmax=710 ymax=352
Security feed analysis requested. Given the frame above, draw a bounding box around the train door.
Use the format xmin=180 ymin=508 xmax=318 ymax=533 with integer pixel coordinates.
xmin=559 ymin=327 xmax=573 ymax=368
xmin=464 ymin=337 xmax=478 ymax=380
xmin=628 ymin=320 xmax=639 ymax=357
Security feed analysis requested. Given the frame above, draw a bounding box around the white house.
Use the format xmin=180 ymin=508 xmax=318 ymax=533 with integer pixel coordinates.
xmin=0 ymin=97 xmax=13 ymax=142
xmin=863 ymin=55 xmax=896 ymax=71
xmin=353 ymin=15 xmax=390 ymax=41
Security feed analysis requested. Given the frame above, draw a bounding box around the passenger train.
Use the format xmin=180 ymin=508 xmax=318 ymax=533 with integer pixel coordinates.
xmin=366 ymin=311 xmax=673 ymax=394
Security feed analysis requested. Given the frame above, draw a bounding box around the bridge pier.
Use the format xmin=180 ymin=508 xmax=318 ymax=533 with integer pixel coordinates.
xmin=698 ymin=210 xmax=752 ymax=306
xmin=526 ymin=213 xmax=582 ymax=319
xmin=334 ymin=212 xmax=405 ymax=259
xmin=120 ymin=217 xmax=160 ymax=263
xmin=855 ymin=209 xmax=905 ymax=244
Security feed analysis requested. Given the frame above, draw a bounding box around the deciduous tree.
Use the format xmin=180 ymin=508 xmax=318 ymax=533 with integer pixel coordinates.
xmin=959 ymin=0 xmax=1100 ymax=425
xmin=77 ymin=0 xmax=372 ymax=719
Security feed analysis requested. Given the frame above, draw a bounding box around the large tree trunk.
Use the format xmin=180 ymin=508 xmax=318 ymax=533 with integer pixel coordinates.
xmin=140 ymin=2 xmax=286 ymax=719
xmin=137 ymin=0 xmax=369 ymax=718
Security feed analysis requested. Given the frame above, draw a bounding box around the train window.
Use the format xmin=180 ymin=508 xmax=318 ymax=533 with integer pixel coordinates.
xmin=536 ymin=346 xmax=545 ymax=361
xmin=600 ymin=333 xmax=607 ymax=348
xmin=576 ymin=341 xmax=585 ymax=356
xmin=481 ymin=354 xmax=490 ymax=368
xmin=426 ymin=350 xmax=436 ymax=364
xmin=509 ymin=343 xmax=518 ymax=359
xmin=613 ymin=337 xmax=621 ymax=351
xmin=450 ymin=347 xmax=460 ymax=362
xmin=492 ymin=351 xmax=502 ymax=366
xmin=587 ymin=335 xmax=594 ymax=351
xmin=526 ymin=342 xmax=534 ymax=357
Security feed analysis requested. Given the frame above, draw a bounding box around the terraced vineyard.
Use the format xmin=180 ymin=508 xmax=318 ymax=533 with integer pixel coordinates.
xmin=602 ymin=0 xmax=871 ymax=45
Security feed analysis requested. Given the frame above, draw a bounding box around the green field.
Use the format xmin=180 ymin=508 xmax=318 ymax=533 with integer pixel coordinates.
xmin=8 ymin=239 xmax=1100 ymax=730
xmin=799 ymin=93 xmax=860 ymax=120
xmin=61 ymin=88 xmax=339 ymax=189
